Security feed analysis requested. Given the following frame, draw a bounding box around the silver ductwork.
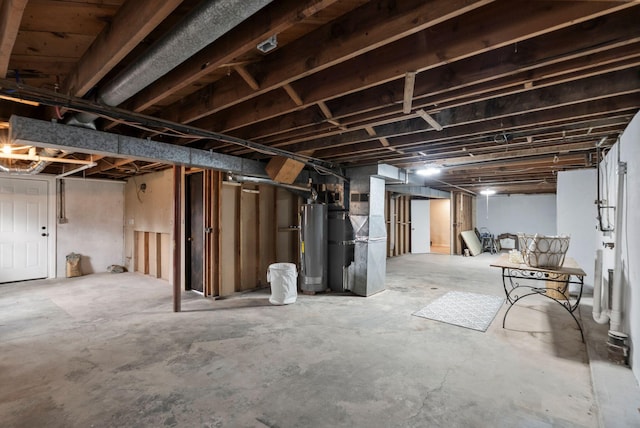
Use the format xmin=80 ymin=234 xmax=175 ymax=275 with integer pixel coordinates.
xmin=72 ymin=0 xmax=273 ymax=125
xmin=0 ymin=148 xmax=61 ymax=175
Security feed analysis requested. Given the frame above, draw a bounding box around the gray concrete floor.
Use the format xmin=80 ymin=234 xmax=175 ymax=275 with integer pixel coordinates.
xmin=1 ymin=253 xmax=638 ymax=427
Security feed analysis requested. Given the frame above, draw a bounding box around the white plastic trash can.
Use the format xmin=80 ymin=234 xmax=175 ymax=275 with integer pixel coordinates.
xmin=267 ymin=263 xmax=298 ymax=305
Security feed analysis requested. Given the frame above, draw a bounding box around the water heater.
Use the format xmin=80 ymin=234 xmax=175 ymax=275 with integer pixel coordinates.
xmin=300 ymin=203 xmax=328 ymax=293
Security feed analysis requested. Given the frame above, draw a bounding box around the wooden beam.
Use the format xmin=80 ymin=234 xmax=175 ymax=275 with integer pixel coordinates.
xmin=415 ymin=109 xmax=443 ymax=131
xmin=300 ymin=1 xmax=633 ymax=113
xmin=126 ymin=0 xmax=340 ymax=112
xmin=402 ymin=72 xmax=416 ymax=114
xmin=164 ymin=0 xmax=493 ymax=124
xmin=278 ymin=69 xmax=640 ymax=154
xmin=226 ymin=21 xmax=640 ymax=146
xmin=283 ymin=83 xmax=303 ymax=106
xmin=63 ymin=0 xmax=182 ymax=97
xmin=317 ymin=101 xmax=333 ymax=119
xmin=328 ymin=9 xmax=640 ymax=121
xmin=234 ymin=64 xmax=259 ymax=90
xmin=86 ymin=158 xmax=134 ymax=175
xmin=180 ymin=0 xmax=631 ymax=132
xmin=436 ymin=141 xmax=596 ymax=167
xmin=0 ymin=0 xmax=28 ymax=78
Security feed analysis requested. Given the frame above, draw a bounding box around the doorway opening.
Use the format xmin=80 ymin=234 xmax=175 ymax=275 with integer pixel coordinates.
xmin=430 ymin=198 xmax=451 ymax=254
xmin=185 ymin=171 xmax=204 ymax=293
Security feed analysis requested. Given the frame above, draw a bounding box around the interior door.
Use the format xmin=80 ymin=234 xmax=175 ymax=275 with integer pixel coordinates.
xmin=0 ymin=178 xmax=48 ymax=283
xmin=186 ymin=172 xmax=204 ymax=293
xmin=410 ymin=199 xmax=430 ymax=253
xmin=453 ymin=192 xmax=473 ymax=254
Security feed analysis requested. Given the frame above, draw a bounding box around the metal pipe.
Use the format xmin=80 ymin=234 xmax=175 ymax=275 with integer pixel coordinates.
xmin=610 ymin=161 xmax=627 ymax=332
xmin=0 ymin=148 xmax=61 ymax=175
xmin=592 ymin=248 xmax=610 ymax=324
xmin=72 ymin=0 xmax=273 ymax=125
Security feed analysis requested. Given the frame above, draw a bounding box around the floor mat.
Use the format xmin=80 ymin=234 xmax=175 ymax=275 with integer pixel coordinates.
xmin=412 ymin=291 xmax=504 ymax=332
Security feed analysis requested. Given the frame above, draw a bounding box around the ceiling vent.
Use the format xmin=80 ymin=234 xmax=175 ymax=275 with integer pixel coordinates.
xmin=257 ymin=35 xmax=277 ymax=53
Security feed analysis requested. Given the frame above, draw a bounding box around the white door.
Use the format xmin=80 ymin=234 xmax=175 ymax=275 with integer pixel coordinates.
xmin=0 ymin=178 xmax=49 ymax=283
xmin=411 ymin=199 xmax=430 ymax=253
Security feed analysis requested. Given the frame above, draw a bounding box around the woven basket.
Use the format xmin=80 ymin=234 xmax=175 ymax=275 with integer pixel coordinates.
xmin=517 ymin=234 xmax=570 ymax=268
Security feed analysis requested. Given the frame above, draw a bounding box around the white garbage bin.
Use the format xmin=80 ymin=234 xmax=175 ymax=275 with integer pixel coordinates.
xmin=267 ymin=263 xmax=298 ymax=305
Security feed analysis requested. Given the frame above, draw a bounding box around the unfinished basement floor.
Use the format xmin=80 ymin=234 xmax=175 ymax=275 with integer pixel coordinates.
xmin=1 ymin=253 xmax=639 ymax=427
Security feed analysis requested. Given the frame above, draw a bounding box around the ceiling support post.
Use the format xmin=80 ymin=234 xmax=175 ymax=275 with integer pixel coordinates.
xmin=173 ymin=165 xmax=182 ymax=312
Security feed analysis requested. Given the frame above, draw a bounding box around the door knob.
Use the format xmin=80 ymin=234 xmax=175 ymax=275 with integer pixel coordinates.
xmin=41 ymin=233 xmax=49 ymax=237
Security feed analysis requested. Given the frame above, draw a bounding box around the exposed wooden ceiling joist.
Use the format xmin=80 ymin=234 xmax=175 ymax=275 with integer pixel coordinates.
xmin=0 ymin=1 xmax=638 ymax=194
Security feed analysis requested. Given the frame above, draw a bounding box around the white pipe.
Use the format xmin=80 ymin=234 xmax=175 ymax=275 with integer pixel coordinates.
xmin=610 ymin=161 xmax=627 ymax=332
xmin=592 ymin=248 xmax=610 ymax=324
xmin=0 ymin=152 xmax=95 ymax=165
xmin=56 ymin=162 xmax=97 ymax=178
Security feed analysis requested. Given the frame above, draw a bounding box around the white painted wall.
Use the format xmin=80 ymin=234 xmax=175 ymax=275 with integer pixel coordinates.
xmin=57 ymin=178 xmax=125 ymax=276
xmin=476 ymin=194 xmax=556 ymax=236
xmin=557 ymin=169 xmax=597 ymax=286
xmin=598 ymin=110 xmax=640 ymax=384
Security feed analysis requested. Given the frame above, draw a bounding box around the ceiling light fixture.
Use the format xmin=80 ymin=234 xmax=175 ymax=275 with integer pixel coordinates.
xmin=416 ymin=164 xmax=441 ymax=176
xmin=480 ymin=189 xmax=496 ymax=219
xmin=2 ymin=144 xmax=11 ymax=154
xmin=415 ymin=109 xmax=443 ymax=131
xmin=257 ymin=35 xmax=278 ymax=53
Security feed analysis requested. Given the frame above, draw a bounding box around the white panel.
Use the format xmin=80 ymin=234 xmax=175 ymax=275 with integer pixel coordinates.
xmin=1 ymin=200 xmax=13 ymax=232
xmin=1 ymin=242 xmax=13 ymax=268
xmin=0 ymin=178 xmax=48 ymax=283
xmin=557 ymin=169 xmax=597 ymax=285
xmin=26 ymin=242 xmax=39 ymax=268
xmin=411 ymin=199 xmax=430 ymax=253
xmin=27 ymin=201 xmax=39 ymax=233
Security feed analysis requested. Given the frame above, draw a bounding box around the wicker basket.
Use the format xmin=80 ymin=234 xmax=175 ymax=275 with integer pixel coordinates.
xmin=517 ymin=234 xmax=570 ymax=268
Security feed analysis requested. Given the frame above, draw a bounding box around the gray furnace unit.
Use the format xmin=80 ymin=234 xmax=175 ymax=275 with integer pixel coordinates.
xmin=328 ymin=210 xmax=355 ymax=292
xmin=300 ymin=203 xmax=328 ymax=293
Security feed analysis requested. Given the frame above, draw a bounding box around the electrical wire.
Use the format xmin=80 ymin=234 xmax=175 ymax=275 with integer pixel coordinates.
xmin=0 ymin=78 xmax=346 ymax=180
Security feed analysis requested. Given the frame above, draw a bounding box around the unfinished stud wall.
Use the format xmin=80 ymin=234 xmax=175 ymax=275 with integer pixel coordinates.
xmin=385 ymin=192 xmax=411 ymax=257
xmin=452 ymin=192 xmax=473 ymax=255
xmin=205 ymin=172 xmax=299 ymax=297
xmin=124 ymin=169 xmax=173 ymax=280
xmin=122 ymin=169 xmax=300 ymax=295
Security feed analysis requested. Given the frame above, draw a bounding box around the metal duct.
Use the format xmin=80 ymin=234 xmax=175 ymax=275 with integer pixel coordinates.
xmin=0 ymin=148 xmax=60 ymax=175
xmin=71 ymin=0 xmax=273 ymax=125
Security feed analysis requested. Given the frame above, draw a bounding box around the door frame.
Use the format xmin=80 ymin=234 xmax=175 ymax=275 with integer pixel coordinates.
xmin=0 ymin=175 xmax=57 ymax=279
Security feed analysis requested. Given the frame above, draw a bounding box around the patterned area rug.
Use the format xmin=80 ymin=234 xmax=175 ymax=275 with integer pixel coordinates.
xmin=413 ymin=291 xmax=504 ymax=332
